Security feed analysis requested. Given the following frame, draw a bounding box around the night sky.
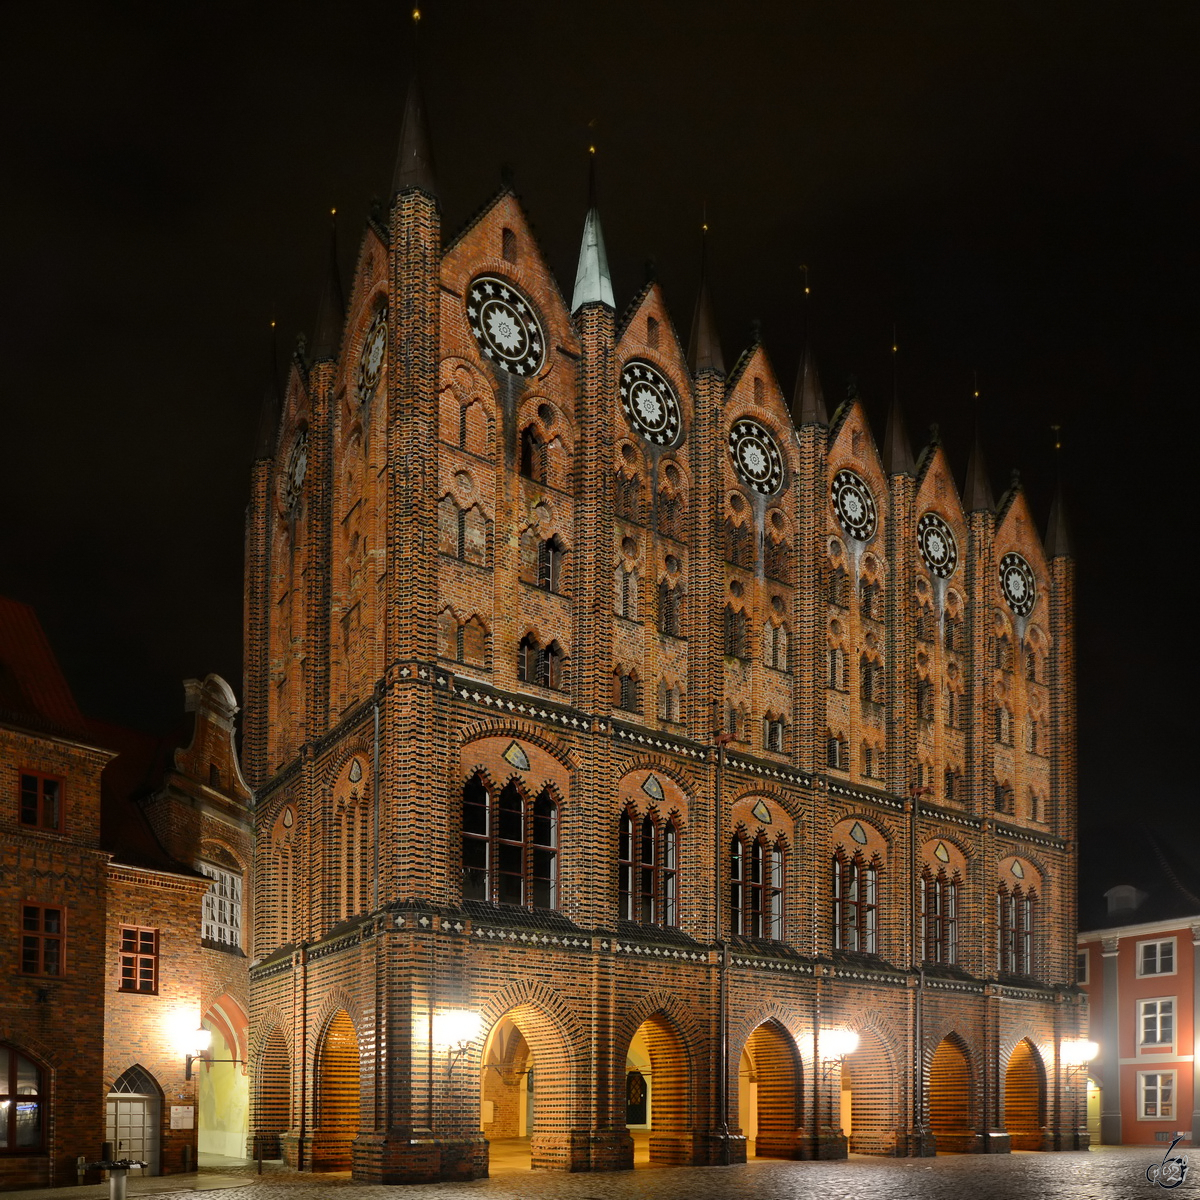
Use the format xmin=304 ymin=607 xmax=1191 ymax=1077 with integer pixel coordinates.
xmin=2 ymin=2 xmax=1195 ymax=835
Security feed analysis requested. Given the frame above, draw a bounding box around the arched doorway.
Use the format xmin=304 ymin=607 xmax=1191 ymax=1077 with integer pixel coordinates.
xmin=253 ymin=1026 xmax=291 ymax=1159
xmin=1004 ymin=1039 xmax=1046 ymax=1150
xmin=1086 ymin=1076 xmax=1101 ymax=1145
xmin=199 ymin=995 xmax=249 ymax=1159
xmin=738 ymin=1020 xmax=801 ymax=1159
xmin=927 ymin=1035 xmax=974 ymax=1153
xmin=107 ymin=1065 xmax=162 ymax=1175
xmin=841 ymin=1029 xmax=897 ymax=1155
xmin=627 ymin=1012 xmax=691 ymax=1165
xmin=478 ymin=1002 xmax=576 ymax=1172
xmin=311 ymin=1010 xmax=359 ymax=1170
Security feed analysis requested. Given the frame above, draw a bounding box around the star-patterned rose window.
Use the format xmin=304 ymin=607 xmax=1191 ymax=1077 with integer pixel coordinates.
xmin=466 ymin=275 xmax=545 ymax=376
xmin=917 ymin=511 xmax=958 ymax=578
xmin=619 ymin=359 xmax=682 ymax=446
xmin=999 ymin=552 xmax=1036 ymax=616
xmin=831 ymin=469 xmax=877 ymax=541
xmin=728 ymin=419 xmax=784 ymax=495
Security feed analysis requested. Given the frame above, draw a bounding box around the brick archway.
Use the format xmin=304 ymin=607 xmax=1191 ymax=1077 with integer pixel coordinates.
xmin=251 ymin=1025 xmax=291 ymax=1158
xmin=627 ymin=1011 xmax=693 ymax=1166
xmin=927 ymin=1034 xmax=974 ymax=1153
xmin=311 ymin=1010 xmax=359 ymax=1170
xmin=739 ymin=1019 xmax=802 ymax=1159
xmin=842 ymin=1027 xmax=898 ymax=1156
xmin=1004 ymin=1038 xmax=1047 ymax=1150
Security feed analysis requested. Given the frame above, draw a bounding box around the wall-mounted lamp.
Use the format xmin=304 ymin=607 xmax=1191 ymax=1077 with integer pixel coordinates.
xmin=819 ymin=1029 xmax=860 ymax=1080
xmin=434 ymin=1009 xmax=481 ymax=1075
xmin=184 ymin=1028 xmax=213 ymax=1080
xmin=1061 ymin=1039 xmax=1099 ymax=1073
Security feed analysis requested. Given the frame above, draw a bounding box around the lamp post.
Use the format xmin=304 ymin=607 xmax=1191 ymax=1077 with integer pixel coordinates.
xmin=819 ymin=1029 xmax=860 ymax=1146
xmin=1061 ymin=1039 xmax=1099 ymax=1148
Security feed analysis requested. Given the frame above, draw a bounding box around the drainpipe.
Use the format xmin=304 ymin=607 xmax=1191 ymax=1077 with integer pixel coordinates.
xmin=910 ymin=786 xmax=931 ymax=1153
xmin=713 ymin=726 xmax=731 ymax=1164
xmin=372 ymin=683 xmax=383 ymax=912
xmin=296 ymin=944 xmax=308 ymax=1171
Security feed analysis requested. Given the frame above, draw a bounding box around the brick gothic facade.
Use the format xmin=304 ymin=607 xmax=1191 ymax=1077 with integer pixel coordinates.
xmin=245 ymin=81 xmax=1084 ymax=1184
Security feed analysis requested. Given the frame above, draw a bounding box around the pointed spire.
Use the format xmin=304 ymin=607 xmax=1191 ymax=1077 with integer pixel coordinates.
xmin=254 ymin=324 xmax=282 ymax=460
xmin=790 ymin=266 xmax=827 ymax=425
xmin=1045 ymin=425 xmax=1073 ymax=557
xmin=962 ymin=425 xmax=996 ymax=513
xmin=571 ymin=148 xmax=614 ymax=312
xmin=310 ymin=211 xmax=345 ymax=362
xmin=392 ymin=35 xmax=436 ymax=200
xmin=687 ymin=224 xmax=725 ymax=375
xmin=881 ymin=330 xmax=914 ymax=474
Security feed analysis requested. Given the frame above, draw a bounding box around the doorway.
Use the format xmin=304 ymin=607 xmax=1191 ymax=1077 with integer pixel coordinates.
xmin=106 ymin=1065 xmax=162 ymax=1174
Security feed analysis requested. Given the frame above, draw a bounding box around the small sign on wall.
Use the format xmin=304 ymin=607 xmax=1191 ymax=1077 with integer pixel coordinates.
xmin=170 ymin=1106 xmax=195 ymax=1130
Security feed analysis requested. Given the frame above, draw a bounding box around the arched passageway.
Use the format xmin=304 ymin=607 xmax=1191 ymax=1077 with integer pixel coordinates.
xmin=738 ymin=1020 xmax=802 ymax=1159
xmin=253 ymin=1025 xmax=291 ymax=1159
xmin=107 ymin=1065 xmax=162 ymax=1175
xmin=627 ymin=1012 xmax=692 ymax=1165
xmin=927 ymin=1035 xmax=974 ymax=1153
xmin=199 ymin=994 xmax=249 ymax=1159
xmin=1004 ymin=1039 xmax=1047 ymax=1150
xmin=311 ymin=1010 xmax=359 ymax=1170
xmin=841 ymin=1029 xmax=897 ymax=1155
xmin=479 ymin=1003 xmax=576 ymax=1171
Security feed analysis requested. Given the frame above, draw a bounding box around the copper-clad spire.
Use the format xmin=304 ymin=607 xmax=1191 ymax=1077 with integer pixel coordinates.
xmin=790 ymin=267 xmax=827 ymax=425
xmin=1044 ymin=425 xmax=1073 ymax=557
xmin=254 ymin=324 xmax=282 ymax=460
xmin=309 ymin=211 xmax=345 ymax=362
xmin=687 ymin=224 xmax=724 ymax=375
xmin=962 ymin=425 xmax=996 ymax=513
xmin=571 ymin=147 xmax=614 ymax=312
xmin=392 ymin=61 xmax=437 ymax=199
xmin=881 ymin=330 xmax=914 ymax=474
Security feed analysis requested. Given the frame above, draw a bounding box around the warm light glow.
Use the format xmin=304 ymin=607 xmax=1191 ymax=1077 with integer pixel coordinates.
xmin=412 ymin=7 xmax=421 ymax=21
xmin=330 ymin=207 xmax=337 ymax=216
xmin=821 ymin=1029 xmax=860 ymax=1059
xmin=433 ymin=1008 xmax=481 ymax=1049
xmin=1062 ymin=1039 xmax=1099 ymax=1066
xmin=192 ymin=1027 xmax=213 ymax=1056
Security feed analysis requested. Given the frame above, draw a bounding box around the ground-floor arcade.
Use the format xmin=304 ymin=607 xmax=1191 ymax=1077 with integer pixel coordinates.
xmin=247 ymin=916 xmax=1090 ymax=1184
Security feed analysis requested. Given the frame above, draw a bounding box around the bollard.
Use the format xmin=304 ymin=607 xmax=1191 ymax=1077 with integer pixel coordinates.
xmin=76 ymin=1155 xmax=86 ymax=1185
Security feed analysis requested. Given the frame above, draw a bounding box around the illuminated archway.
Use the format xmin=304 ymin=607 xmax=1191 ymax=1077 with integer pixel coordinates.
xmin=738 ymin=1020 xmax=802 ymax=1158
xmin=252 ymin=1025 xmax=291 ymax=1159
xmin=1004 ymin=1039 xmax=1047 ymax=1150
xmin=626 ymin=1012 xmax=691 ymax=1165
xmin=311 ymin=1010 xmax=359 ymax=1170
xmin=927 ymin=1034 xmax=974 ymax=1153
xmin=841 ymin=1028 xmax=898 ymax=1155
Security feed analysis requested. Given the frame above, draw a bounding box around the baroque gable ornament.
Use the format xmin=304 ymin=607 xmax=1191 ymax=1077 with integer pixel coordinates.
xmin=999 ymin=551 xmax=1036 ymax=616
xmin=917 ymin=511 xmax=958 ymax=578
xmin=728 ymin=419 xmax=784 ymax=496
xmin=466 ymin=275 xmax=545 ymax=376
xmin=619 ymin=359 xmax=682 ymax=446
xmin=356 ymin=306 xmax=388 ymax=403
xmin=831 ymin=469 xmax=877 ymax=541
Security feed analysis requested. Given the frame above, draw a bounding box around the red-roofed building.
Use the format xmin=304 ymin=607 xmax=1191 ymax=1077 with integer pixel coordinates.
xmin=0 ymin=599 xmax=251 ymax=1190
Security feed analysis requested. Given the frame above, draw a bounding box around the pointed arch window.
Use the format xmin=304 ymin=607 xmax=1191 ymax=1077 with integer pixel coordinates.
xmin=462 ymin=776 xmax=557 ymax=909
xmin=915 ymin=677 xmax=934 ymax=722
xmin=827 ymin=565 xmax=850 ymax=608
xmin=826 ymin=732 xmax=849 ymax=771
xmin=537 ymin=535 xmax=566 ymax=592
xmin=657 ymin=679 xmax=683 ymax=724
xmin=519 ymin=427 xmax=547 ymax=483
xmin=859 ymin=579 xmax=884 ymax=621
xmin=827 ymin=645 xmax=847 ymax=691
xmin=921 ymin=868 xmax=959 ymax=964
xmin=614 ymin=668 xmax=640 ymax=714
xmin=943 ymin=611 xmax=964 ymax=653
xmin=0 ymin=1045 xmax=45 ymax=1149
xmin=657 ymin=580 xmax=683 ymax=637
xmin=1025 ymin=649 xmax=1040 ymax=683
xmin=615 ymin=568 xmax=639 ymax=619
xmin=994 ymin=634 xmax=1014 ymax=672
xmin=833 ymin=850 xmax=878 ymax=953
xmin=944 ymin=685 xmax=963 ymax=730
xmin=997 ymin=884 xmax=1036 ymax=976
xmin=616 ymin=473 xmax=643 ymax=523
xmin=724 ymin=606 xmax=749 ymax=659
xmin=657 ymin=490 xmax=684 ymax=540
xmin=765 ymin=538 xmax=793 ymax=583
xmin=763 ymin=622 xmax=790 ymax=672
xmin=944 ymin=765 xmax=963 ymax=802
xmin=731 ymin=832 xmax=785 ymax=939
xmin=763 ymin=714 xmax=787 ymax=754
xmin=618 ymin=809 xmax=679 ymax=927
xmin=723 ymin=519 xmax=754 ymax=569
xmin=517 ymin=634 xmax=566 ymax=690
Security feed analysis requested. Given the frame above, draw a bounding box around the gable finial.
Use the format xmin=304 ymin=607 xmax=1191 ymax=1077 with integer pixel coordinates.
xmin=881 ymin=324 xmax=914 ymax=475
xmin=963 ymin=375 xmax=995 ymax=513
xmin=790 ymin=263 xmax=827 ymax=426
xmin=392 ymin=18 xmax=437 ymax=201
xmin=687 ymin=213 xmax=725 ymax=375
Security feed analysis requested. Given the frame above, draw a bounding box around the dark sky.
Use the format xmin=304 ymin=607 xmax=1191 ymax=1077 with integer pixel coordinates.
xmin=2 ymin=1 xmax=1195 ymax=833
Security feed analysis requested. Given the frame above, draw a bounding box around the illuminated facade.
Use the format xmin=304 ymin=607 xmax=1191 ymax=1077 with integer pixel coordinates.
xmin=244 ymin=76 xmax=1085 ymax=1183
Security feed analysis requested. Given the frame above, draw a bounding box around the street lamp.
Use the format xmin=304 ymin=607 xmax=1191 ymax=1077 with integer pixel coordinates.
xmin=1061 ymin=1039 xmax=1099 ymax=1148
xmin=434 ymin=1009 xmax=481 ymax=1075
xmin=184 ymin=1028 xmax=213 ymax=1081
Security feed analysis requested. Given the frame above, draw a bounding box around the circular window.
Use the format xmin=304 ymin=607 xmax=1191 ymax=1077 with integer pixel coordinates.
xmin=999 ymin=552 xmax=1036 ymax=615
xmin=465 ymin=275 xmax=545 ymax=376
xmin=619 ymin=359 xmax=683 ymax=446
xmin=917 ymin=511 xmax=958 ymax=578
xmin=831 ymin=469 xmax=877 ymax=541
xmin=729 ymin=419 xmax=784 ymax=495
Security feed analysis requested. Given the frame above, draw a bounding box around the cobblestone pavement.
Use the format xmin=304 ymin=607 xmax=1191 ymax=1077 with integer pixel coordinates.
xmin=18 ymin=1147 xmax=1186 ymax=1200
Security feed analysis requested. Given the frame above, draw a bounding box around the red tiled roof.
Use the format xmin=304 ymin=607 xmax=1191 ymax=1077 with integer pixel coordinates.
xmin=0 ymin=596 xmax=91 ymax=740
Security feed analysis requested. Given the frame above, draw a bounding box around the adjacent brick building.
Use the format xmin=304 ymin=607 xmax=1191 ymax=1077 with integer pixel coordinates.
xmin=244 ymin=75 xmax=1086 ymax=1184
xmin=0 ymin=596 xmax=251 ymax=1190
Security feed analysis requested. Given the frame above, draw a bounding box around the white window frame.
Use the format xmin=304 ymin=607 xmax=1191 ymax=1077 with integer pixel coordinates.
xmin=1138 ymin=997 xmax=1176 ymax=1051
xmin=199 ymin=862 xmax=243 ymax=949
xmin=1136 ymin=937 xmax=1177 ymax=978
xmin=1138 ymin=1070 xmax=1178 ymax=1120
xmin=1076 ymin=947 xmax=1089 ymax=985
